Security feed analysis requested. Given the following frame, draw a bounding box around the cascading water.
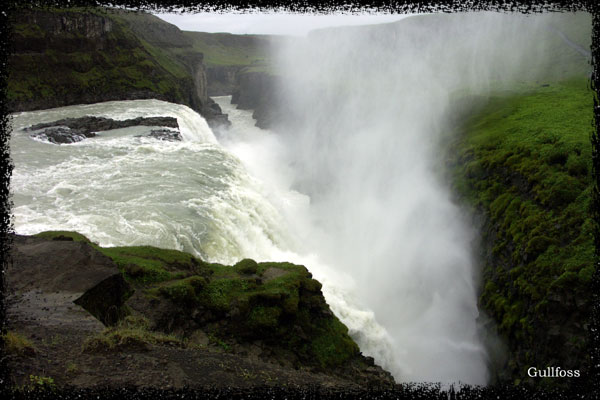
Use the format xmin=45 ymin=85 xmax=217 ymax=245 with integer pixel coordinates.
xmin=9 ymin=10 xmax=589 ymax=387
xmin=10 ymin=99 xmax=291 ymax=259
xmin=254 ymin=12 xmax=587 ymax=384
xmin=10 ymin=97 xmax=397 ymax=382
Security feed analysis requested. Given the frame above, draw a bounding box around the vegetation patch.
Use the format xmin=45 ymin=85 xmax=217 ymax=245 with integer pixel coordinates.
xmin=147 ymin=275 xmax=207 ymax=305
xmin=25 ymin=375 xmax=57 ymax=392
xmin=183 ymin=31 xmax=273 ymax=68
xmin=8 ymin=8 xmax=201 ymax=113
xmin=2 ymin=331 xmax=36 ymax=356
xmin=33 ymin=230 xmax=91 ymax=243
xmin=82 ymin=315 xmax=182 ymax=352
xmin=96 ymin=245 xmax=210 ymax=284
xmin=447 ymin=77 xmax=593 ymax=383
xmin=31 ymin=228 xmax=360 ymax=369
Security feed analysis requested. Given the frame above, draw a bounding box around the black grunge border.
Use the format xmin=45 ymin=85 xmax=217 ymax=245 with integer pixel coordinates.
xmin=0 ymin=0 xmax=598 ymax=399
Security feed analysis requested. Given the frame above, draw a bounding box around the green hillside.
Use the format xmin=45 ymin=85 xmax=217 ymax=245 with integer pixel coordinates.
xmin=447 ymin=76 xmax=594 ymax=386
xmin=183 ymin=31 xmax=274 ymax=68
xmin=8 ymin=7 xmax=201 ymax=112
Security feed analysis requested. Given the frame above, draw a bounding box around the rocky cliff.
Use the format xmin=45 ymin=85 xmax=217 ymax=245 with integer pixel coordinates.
xmin=206 ymin=65 xmax=241 ymax=96
xmin=3 ymin=231 xmax=395 ymax=390
xmin=8 ymin=7 xmax=229 ymax=128
xmin=231 ymin=69 xmax=281 ymax=129
xmin=182 ymin=31 xmax=280 ymax=96
xmin=446 ymin=77 xmax=593 ymax=388
xmin=179 ymin=30 xmax=285 ymax=129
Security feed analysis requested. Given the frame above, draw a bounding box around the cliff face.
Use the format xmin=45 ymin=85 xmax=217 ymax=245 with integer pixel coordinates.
xmin=8 ymin=7 xmax=228 ymax=127
xmin=231 ymin=69 xmax=281 ymax=129
xmin=206 ymin=65 xmax=241 ymax=96
xmin=446 ymin=78 xmax=593 ymax=388
xmin=181 ymin=30 xmax=285 ymax=128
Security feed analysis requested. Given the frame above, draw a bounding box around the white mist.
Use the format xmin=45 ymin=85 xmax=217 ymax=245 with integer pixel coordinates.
xmin=263 ymin=11 xmax=589 ymax=384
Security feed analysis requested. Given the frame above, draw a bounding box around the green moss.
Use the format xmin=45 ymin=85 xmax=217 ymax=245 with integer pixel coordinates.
xmin=2 ymin=331 xmax=36 ymax=356
xmin=82 ymin=315 xmax=182 ymax=352
xmin=449 ymin=77 xmax=593 ymax=383
xmin=151 ymin=258 xmax=356 ymax=367
xmin=148 ymin=276 xmax=207 ymax=305
xmin=95 ymin=245 xmax=205 ymax=284
xmin=26 ymin=375 xmax=57 ymax=392
xmin=33 ymin=230 xmax=92 ymax=243
xmin=247 ymin=306 xmax=281 ymax=329
xmin=525 ymin=236 xmax=558 ymax=260
xmin=310 ymin=317 xmax=359 ymax=368
xmin=234 ymin=258 xmax=258 ymax=275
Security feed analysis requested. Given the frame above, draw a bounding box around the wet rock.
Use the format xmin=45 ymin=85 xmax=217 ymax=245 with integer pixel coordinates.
xmin=146 ymin=129 xmax=182 ymax=141
xmin=25 ymin=115 xmax=180 ymax=144
xmin=74 ymin=273 xmax=132 ymax=326
xmin=26 ymin=115 xmax=179 ymax=133
xmin=7 ymin=234 xmax=133 ymax=327
xmin=231 ymin=71 xmax=280 ymax=129
xmin=30 ymin=126 xmax=92 ymax=144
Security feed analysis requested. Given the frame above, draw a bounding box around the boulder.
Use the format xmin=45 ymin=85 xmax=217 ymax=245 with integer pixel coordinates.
xmin=7 ymin=235 xmax=133 ymax=327
xmin=29 ymin=126 xmax=92 ymax=144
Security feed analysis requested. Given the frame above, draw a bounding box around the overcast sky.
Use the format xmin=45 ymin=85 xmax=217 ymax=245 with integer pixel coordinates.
xmin=153 ymin=11 xmax=413 ymax=36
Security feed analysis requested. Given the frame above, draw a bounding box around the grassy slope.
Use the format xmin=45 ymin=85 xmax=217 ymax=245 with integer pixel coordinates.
xmin=183 ymin=31 xmax=271 ymax=67
xmin=183 ymin=31 xmax=280 ymax=77
xmin=448 ymin=77 xmax=594 ymax=385
xmin=441 ymin=11 xmax=593 ymax=385
xmin=32 ymin=231 xmax=359 ymax=369
xmin=8 ymin=7 xmax=195 ymax=111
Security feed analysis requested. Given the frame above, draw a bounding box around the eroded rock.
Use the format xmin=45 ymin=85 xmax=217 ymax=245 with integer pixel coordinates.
xmin=25 ymin=115 xmax=181 ymax=144
xmin=7 ymin=234 xmax=133 ymax=327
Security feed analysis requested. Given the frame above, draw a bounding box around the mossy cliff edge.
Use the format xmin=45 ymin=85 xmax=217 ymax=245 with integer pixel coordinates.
xmin=8 ymin=7 xmax=228 ymax=126
xmin=4 ymin=231 xmax=394 ymax=389
xmin=447 ymin=77 xmax=594 ymax=387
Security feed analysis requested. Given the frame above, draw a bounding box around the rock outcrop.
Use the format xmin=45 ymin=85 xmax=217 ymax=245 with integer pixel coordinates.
xmin=24 ymin=116 xmax=181 ymax=144
xmin=8 ymin=7 xmax=229 ymax=127
xmin=6 ymin=234 xmax=132 ymax=331
xmin=231 ymin=70 xmax=281 ymax=129
xmin=146 ymin=129 xmax=181 ymax=141
xmin=3 ymin=231 xmax=396 ymax=390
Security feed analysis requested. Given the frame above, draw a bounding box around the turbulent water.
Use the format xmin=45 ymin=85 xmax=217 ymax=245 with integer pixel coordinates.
xmin=11 ymin=100 xmax=293 ymax=261
xmin=9 ymin=97 xmax=396 ymax=382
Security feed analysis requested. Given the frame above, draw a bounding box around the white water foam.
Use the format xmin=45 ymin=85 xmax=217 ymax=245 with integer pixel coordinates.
xmin=11 ymin=96 xmax=398 ymax=384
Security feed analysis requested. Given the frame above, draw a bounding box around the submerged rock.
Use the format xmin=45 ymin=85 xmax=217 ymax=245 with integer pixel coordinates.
xmin=146 ymin=129 xmax=182 ymax=141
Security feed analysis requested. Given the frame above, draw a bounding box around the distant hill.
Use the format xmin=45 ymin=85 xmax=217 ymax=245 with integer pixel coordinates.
xmin=8 ymin=7 xmax=228 ymax=126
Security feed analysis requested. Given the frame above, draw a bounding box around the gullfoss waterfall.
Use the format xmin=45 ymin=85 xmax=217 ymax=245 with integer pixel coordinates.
xmin=10 ymin=11 xmax=589 ymax=386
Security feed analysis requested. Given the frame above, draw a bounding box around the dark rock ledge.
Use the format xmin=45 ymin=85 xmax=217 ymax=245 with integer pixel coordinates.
xmin=4 ymin=232 xmax=396 ymax=390
xmin=24 ymin=116 xmax=181 ymax=144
